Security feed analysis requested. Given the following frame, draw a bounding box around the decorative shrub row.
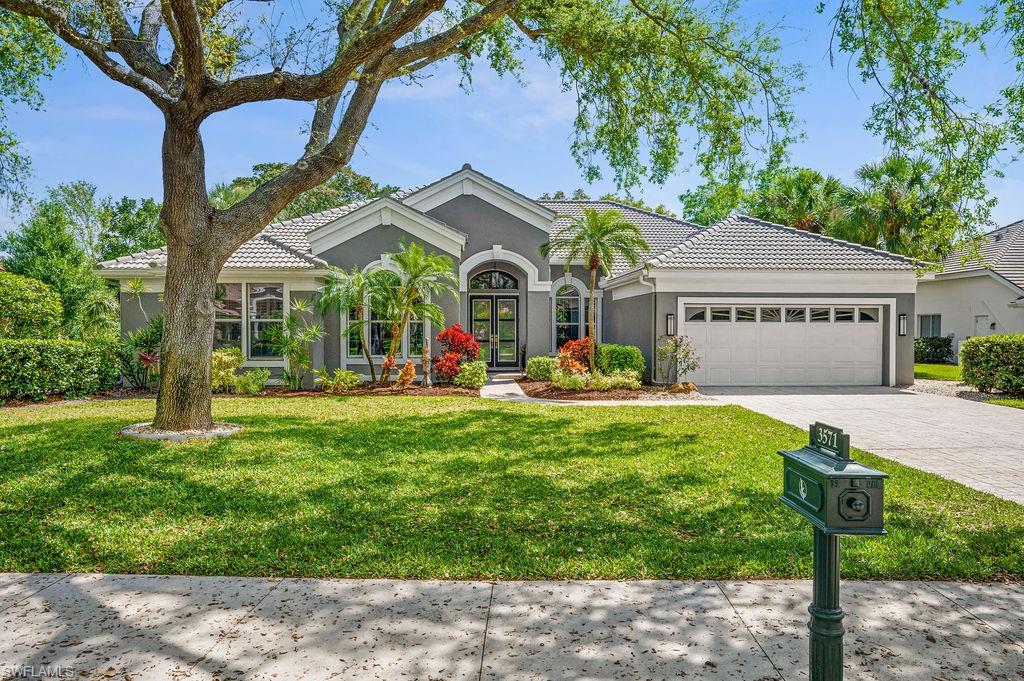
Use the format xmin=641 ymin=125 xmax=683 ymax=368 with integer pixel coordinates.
xmin=549 ymin=368 xmax=642 ymax=391
xmin=914 ymin=336 xmax=954 ymax=364
xmin=211 ymin=347 xmax=270 ymax=395
xmin=0 ymin=272 xmax=63 ymax=340
xmin=595 ymin=343 xmax=646 ymax=377
xmin=0 ymin=339 xmax=119 ymax=400
xmin=960 ymin=334 xmax=1024 ymax=394
xmin=452 ymin=360 xmax=487 ymax=389
xmin=526 ymin=355 xmax=557 ymax=380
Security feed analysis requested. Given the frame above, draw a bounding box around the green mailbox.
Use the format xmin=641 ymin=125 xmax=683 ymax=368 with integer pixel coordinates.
xmin=780 ymin=422 xmax=887 ymax=536
xmin=779 ymin=422 xmax=889 ymax=681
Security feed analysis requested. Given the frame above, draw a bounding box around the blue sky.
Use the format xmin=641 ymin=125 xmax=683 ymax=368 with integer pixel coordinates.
xmin=2 ymin=1 xmax=1020 ymax=235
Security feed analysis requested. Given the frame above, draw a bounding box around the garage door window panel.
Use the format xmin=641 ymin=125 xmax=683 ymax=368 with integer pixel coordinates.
xmin=760 ymin=307 xmax=781 ymax=322
xmin=736 ymin=307 xmax=756 ymax=322
xmin=786 ymin=307 xmax=806 ymax=323
xmin=685 ymin=306 xmax=707 ymax=322
xmin=711 ymin=307 xmax=732 ymax=322
xmin=835 ymin=308 xmax=855 ymax=322
xmin=859 ymin=307 xmax=880 ymax=323
xmin=810 ymin=308 xmax=831 ymax=323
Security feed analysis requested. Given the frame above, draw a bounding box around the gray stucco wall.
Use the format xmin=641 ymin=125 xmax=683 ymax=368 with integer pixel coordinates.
xmin=603 ymin=291 xmax=656 ymax=381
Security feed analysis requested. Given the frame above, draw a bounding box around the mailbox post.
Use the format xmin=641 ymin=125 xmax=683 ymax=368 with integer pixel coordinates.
xmin=779 ymin=423 xmax=888 ymax=681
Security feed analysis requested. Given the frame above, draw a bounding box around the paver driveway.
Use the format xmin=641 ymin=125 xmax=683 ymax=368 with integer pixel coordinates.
xmin=705 ymin=386 xmax=1024 ymax=504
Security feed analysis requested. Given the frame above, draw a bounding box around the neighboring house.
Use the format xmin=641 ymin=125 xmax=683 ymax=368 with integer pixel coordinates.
xmin=916 ymin=220 xmax=1024 ymax=359
xmin=97 ymin=164 xmax=918 ymax=386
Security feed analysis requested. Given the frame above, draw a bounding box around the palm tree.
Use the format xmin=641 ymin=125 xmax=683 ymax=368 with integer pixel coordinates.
xmin=317 ymin=266 xmax=380 ymax=383
xmin=540 ymin=208 xmax=649 ymax=373
xmin=376 ymin=241 xmax=459 ymax=384
xmin=835 ymin=156 xmax=935 ymax=257
xmin=748 ymin=167 xmax=849 ymax=234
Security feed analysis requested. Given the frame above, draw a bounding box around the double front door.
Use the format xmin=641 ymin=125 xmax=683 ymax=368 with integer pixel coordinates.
xmin=470 ymin=296 xmax=518 ymax=368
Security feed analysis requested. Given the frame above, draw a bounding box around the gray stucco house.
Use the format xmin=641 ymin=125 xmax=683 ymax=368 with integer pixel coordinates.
xmin=917 ymin=220 xmax=1024 ymax=359
xmin=97 ymin=164 xmax=918 ymax=386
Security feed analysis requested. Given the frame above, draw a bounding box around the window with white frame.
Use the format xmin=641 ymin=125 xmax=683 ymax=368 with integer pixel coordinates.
xmin=555 ymin=284 xmax=582 ymax=348
xmin=408 ymin=316 xmax=425 ymax=357
xmin=213 ymin=283 xmax=243 ymax=349
xmin=248 ymin=283 xmax=284 ymax=358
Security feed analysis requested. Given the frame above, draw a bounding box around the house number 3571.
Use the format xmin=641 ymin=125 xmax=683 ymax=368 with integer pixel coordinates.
xmin=816 ymin=426 xmax=838 ymax=449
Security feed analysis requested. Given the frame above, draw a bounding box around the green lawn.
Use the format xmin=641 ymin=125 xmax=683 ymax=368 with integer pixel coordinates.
xmin=1 ymin=397 xmax=1021 ymax=581
xmin=914 ymin=363 xmax=962 ymax=381
xmin=989 ymin=398 xmax=1024 ymax=410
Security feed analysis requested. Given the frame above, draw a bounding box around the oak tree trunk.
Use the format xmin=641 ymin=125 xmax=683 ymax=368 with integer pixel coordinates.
xmin=153 ymin=114 xmax=225 ymax=431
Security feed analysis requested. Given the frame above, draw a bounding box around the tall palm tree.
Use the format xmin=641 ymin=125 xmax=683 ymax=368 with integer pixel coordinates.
xmin=748 ymin=167 xmax=849 ymax=234
xmin=377 ymin=240 xmax=459 ymax=384
xmin=835 ymin=156 xmax=935 ymax=257
xmin=540 ymin=208 xmax=649 ymax=373
xmin=317 ymin=266 xmax=380 ymax=382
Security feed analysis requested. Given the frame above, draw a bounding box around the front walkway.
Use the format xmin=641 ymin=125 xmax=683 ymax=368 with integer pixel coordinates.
xmin=1 ymin=573 xmax=1021 ymax=680
xmin=706 ymin=386 xmax=1024 ymax=504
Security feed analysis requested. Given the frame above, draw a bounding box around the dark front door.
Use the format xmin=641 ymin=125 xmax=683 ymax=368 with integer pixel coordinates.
xmin=470 ymin=296 xmax=519 ymax=368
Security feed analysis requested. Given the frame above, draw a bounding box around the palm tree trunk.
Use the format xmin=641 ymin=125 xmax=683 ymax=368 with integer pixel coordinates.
xmin=380 ymin=313 xmax=409 ymax=384
xmin=588 ymin=267 xmax=598 ymax=373
xmin=356 ymin=306 xmax=376 ymax=383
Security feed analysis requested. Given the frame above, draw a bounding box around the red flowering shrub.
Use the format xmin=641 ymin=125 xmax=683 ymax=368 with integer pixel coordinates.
xmin=433 ymin=351 xmax=463 ymax=382
xmin=558 ymin=337 xmax=591 ymax=369
xmin=436 ymin=324 xmax=480 ymax=361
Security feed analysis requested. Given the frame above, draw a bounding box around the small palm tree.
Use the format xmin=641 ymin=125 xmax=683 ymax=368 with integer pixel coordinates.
xmin=540 ymin=208 xmax=649 ymax=373
xmin=317 ymin=266 xmax=380 ymax=383
xmin=376 ymin=240 xmax=459 ymax=384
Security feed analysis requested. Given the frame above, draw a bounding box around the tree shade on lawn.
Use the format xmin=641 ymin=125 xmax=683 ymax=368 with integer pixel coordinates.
xmin=0 ymin=398 xmax=1020 ymax=580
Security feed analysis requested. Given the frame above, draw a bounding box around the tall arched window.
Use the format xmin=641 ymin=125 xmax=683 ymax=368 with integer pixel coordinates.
xmin=555 ymin=285 xmax=582 ymax=348
xmin=470 ymin=270 xmax=518 ymax=290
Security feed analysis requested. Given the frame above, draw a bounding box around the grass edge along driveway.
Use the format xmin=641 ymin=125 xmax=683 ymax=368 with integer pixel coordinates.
xmin=1 ymin=397 xmax=1021 ymax=581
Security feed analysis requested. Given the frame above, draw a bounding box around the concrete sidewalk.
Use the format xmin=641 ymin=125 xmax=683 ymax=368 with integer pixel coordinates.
xmin=2 ymin=574 xmax=1022 ymax=680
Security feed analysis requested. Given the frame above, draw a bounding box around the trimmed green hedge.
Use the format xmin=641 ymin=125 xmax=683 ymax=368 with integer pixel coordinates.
xmin=596 ymin=343 xmax=646 ymax=377
xmin=453 ymin=360 xmax=488 ymax=389
xmin=0 ymin=271 xmax=63 ymax=339
xmin=961 ymin=334 xmax=1024 ymax=394
xmin=525 ymin=355 xmax=557 ymax=380
xmin=0 ymin=339 xmax=119 ymax=401
xmin=914 ymin=336 xmax=954 ymax=364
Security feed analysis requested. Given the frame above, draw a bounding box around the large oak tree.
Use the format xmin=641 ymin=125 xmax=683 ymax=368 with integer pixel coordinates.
xmin=0 ymin=0 xmax=800 ymax=430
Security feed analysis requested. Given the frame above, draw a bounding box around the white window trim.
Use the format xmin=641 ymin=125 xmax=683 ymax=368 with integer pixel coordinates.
xmin=550 ymin=274 xmax=602 ymax=352
xmin=243 ymin=281 xmax=290 ymax=368
xmin=675 ymin=297 xmax=897 ymax=386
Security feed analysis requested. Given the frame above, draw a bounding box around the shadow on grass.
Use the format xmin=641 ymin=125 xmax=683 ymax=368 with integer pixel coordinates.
xmin=0 ymin=399 xmax=1022 ymax=580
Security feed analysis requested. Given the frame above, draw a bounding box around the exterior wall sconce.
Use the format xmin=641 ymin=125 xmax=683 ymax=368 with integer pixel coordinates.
xmin=666 ymin=313 xmax=676 ymax=336
xmin=898 ymin=313 xmax=907 ymax=337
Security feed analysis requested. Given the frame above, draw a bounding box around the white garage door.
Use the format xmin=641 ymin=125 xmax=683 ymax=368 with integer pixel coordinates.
xmin=679 ymin=303 xmax=884 ymax=386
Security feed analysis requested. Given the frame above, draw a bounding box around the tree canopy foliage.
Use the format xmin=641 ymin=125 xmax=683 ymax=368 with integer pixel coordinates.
xmin=680 ymin=156 xmax=954 ymax=261
xmin=209 ymin=163 xmax=397 ymax=222
xmin=0 ymin=10 xmax=61 ymax=202
xmin=0 ymin=183 xmax=162 ymax=341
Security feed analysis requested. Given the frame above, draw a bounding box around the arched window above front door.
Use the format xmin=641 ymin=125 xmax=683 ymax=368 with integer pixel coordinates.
xmin=470 ymin=270 xmax=519 ymax=290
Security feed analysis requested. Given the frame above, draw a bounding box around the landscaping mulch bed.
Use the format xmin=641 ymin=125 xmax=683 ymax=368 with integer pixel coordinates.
xmin=264 ymin=385 xmax=479 ymax=398
xmin=516 ymin=377 xmax=710 ymax=401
